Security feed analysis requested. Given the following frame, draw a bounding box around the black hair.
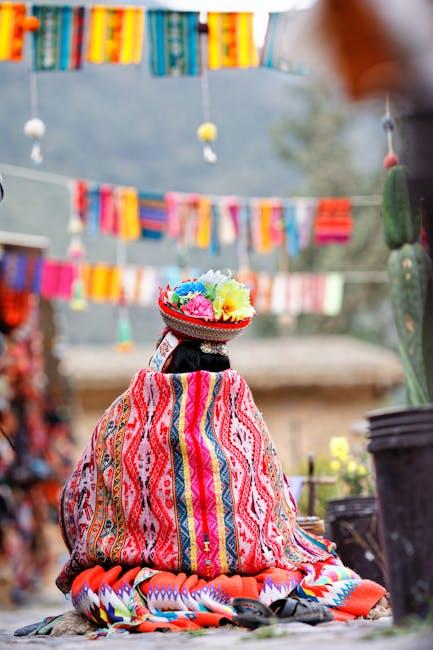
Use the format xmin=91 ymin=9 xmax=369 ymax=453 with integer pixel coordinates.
xmin=165 ymin=340 xmax=230 ymax=374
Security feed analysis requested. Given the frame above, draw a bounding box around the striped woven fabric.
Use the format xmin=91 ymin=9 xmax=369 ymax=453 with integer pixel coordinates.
xmin=32 ymin=5 xmax=85 ymax=71
xmin=71 ymin=561 xmax=385 ymax=631
xmin=57 ymin=369 xmax=337 ymax=593
xmin=58 ymin=368 xmax=385 ymax=631
xmin=87 ymin=5 xmax=144 ymax=65
xmin=0 ymin=2 xmax=27 ymax=61
xmin=147 ymin=10 xmax=200 ymax=76
xmin=207 ymin=12 xmax=258 ymax=70
xmin=138 ymin=191 xmax=167 ymax=239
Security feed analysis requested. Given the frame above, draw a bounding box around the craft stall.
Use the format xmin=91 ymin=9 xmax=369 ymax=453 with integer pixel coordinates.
xmin=0 ymin=231 xmax=74 ymax=607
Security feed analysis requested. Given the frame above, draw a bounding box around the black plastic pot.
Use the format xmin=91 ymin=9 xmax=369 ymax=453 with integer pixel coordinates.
xmin=367 ymin=405 xmax=433 ymax=624
xmin=326 ymin=496 xmax=386 ymax=587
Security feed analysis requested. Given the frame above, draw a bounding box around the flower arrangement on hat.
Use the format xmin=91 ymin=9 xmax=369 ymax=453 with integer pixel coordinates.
xmin=162 ymin=270 xmax=255 ymax=323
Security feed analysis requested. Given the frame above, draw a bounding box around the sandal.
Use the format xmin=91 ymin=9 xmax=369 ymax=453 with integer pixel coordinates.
xmin=14 ymin=615 xmax=64 ymax=636
xmin=232 ymin=597 xmax=332 ymax=629
xmin=270 ymin=598 xmax=332 ymax=624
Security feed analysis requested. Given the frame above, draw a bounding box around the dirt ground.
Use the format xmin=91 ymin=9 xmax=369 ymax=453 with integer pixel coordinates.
xmin=1 ymin=606 xmax=432 ymax=650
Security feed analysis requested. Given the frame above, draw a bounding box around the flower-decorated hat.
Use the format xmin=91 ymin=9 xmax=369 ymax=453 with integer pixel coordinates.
xmin=159 ymin=269 xmax=255 ymax=341
xmin=150 ymin=270 xmax=255 ymax=371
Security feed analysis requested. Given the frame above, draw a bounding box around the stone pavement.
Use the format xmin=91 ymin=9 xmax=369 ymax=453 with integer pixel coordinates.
xmin=1 ymin=606 xmax=432 ymax=650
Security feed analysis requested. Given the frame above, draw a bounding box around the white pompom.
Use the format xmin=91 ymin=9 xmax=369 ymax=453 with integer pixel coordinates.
xmin=24 ymin=118 xmax=46 ymax=140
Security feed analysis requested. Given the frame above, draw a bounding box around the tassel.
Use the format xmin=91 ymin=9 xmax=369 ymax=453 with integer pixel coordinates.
xmin=70 ymin=276 xmax=87 ymax=311
xmin=116 ymin=308 xmax=134 ymax=352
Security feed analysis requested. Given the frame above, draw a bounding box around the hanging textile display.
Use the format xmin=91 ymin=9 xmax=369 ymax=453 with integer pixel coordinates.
xmin=0 ymin=252 xmax=347 ymax=318
xmin=139 ymin=191 xmax=167 ymax=239
xmin=262 ymin=12 xmax=306 ymax=75
xmin=86 ymin=5 xmax=144 ymax=65
xmin=207 ymin=13 xmax=258 ymax=70
xmin=315 ymin=198 xmax=353 ymax=244
xmin=147 ymin=10 xmax=200 ymax=77
xmin=0 ymin=274 xmax=73 ymax=605
xmin=32 ymin=5 xmax=85 ymax=71
xmin=0 ymin=2 xmax=39 ymax=62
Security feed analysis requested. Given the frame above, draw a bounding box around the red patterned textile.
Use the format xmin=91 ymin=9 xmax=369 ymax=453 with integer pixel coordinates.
xmin=70 ymin=562 xmax=385 ymax=630
xmin=57 ymin=369 xmax=335 ymax=593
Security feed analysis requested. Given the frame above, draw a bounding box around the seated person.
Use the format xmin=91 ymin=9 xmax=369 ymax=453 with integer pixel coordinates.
xmin=57 ymin=271 xmax=386 ymax=632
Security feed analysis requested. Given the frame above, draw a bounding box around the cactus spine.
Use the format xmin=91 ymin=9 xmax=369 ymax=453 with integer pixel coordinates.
xmin=383 ymin=165 xmax=433 ymax=405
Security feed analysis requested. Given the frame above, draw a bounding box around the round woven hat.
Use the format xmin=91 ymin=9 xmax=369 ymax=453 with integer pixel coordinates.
xmin=158 ymin=295 xmax=252 ymax=343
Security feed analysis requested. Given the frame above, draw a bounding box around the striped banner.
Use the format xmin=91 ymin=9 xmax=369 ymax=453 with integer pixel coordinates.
xmin=87 ymin=5 xmax=144 ymax=65
xmin=0 ymin=2 xmax=26 ymax=61
xmin=147 ymin=10 xmax=200 ymax=77
xmin=207 ymin=13 xmax=258 ymax=70
xmin=139 ymin=191 xmax=167 ymax=239
xmin=32 ymin=6 xmax=85 ymax=71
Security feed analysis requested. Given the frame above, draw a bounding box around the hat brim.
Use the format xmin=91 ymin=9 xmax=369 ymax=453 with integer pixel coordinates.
xmin=159 ymin=297 xmax=251 ymax=342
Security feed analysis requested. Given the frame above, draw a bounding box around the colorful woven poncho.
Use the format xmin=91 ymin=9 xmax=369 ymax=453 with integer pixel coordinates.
xmin=57 ymin=369 xmax=385 ymax=629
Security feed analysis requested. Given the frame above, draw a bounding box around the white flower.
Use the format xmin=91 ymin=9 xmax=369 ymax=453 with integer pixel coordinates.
xmin=199 ymin=269 xmax=231 ymax=286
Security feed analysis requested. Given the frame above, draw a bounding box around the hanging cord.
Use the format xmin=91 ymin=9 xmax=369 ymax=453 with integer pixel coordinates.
xmin=382 ymin=94 xmax=399 ymax=169
xmin=197 ymin=16 xmax=217 ymax=164
xmin=29 ymin=71 xmax=39 ymax=119
xmin=24 ymin=71 xmax=46 ymax=164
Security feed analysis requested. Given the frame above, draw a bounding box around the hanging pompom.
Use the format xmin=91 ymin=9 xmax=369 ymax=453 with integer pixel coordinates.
xmin=70 ymin=278 xmax=87 ymax=311
xmin=24 ymin=117 xmax=46 ymax=139
xmin=197 ymin=122 xmax=218 ymax=165
xmin=68 ymin=215 xmax=84 ymax=236
xmin=383 ymin=151 xmax=400 ymax=169
xmin=24 ymin=118 xmax=46 ymax=165
xmin=116 ymin=312 xmax=134 ymax=352
xmin=197 ymin=121 xmax=217 ymax=143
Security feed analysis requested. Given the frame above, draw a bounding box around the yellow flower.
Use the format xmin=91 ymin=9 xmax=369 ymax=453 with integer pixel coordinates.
xmin=213 ymin=280 xmax=255 ymax=322
xmin=330 ymin=459 xmax=341 ymax=473
xmin=329 ymin=436 xmax=350 ymax=462
xmin=356 ymin=465 xmax=368 ymax=477
xmin=347 ymin=460 xmax=357 ymax=475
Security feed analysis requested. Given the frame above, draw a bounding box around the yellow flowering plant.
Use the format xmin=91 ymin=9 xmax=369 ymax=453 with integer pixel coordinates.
xmin=329 ymin=436 xmax=373 ymax=497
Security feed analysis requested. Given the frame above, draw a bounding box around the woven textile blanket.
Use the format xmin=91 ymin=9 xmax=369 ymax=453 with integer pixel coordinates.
xmin=57 ymin=369 xmax=340 ymax=593
xmin=71 ymin=561 xmax=385 ymax=631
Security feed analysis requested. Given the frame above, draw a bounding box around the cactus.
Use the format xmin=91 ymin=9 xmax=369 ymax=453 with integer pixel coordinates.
xmin=383 ymin=165 xmax=433 ymax=405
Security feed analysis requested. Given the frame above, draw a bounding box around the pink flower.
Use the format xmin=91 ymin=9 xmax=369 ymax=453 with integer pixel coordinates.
xmin=181 ymin=295 xmax=215 ymax=321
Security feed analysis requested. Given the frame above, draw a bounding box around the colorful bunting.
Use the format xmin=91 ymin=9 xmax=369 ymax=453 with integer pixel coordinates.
xmin=32 ymin=5 xmax=85 ymax=71
xmin=86 ymin=5 xmax=144 ymax=65
xmin=262 ymin=12 xmax=307 ymax=75
xmin=314 ymin=198 xmax=353 ymax=244
xmin=69 ymin=180 xmax=359 ymax=256
xmin=138 ymin=191 xmax=166 ymax=239
xmin=147 ymin=9 xmax=200 ymax=77
xmin=207 ymin=13 xmax=258 ymax=70
xmin=0 ymin=2 xmax=38 ymax=62
xmin=0 ymin=252 xmax=346 ymax=318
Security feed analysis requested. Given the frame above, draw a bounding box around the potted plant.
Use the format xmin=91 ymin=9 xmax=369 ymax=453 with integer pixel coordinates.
xmin=325 ymin=437 xmax=386 ymax=586
xmin=367 ymin=165 xmax=433 ymax=623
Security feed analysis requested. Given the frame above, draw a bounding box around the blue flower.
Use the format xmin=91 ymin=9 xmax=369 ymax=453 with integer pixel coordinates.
xmin=174 ymin=280 xmax=207 ymax=297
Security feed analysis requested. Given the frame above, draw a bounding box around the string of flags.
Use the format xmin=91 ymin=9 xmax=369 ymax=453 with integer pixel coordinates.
xmin=1 ymin=4 xmax=305 ymax=164
xmin=0 ymin=3 xmax=297 ymax=75
xmin=0 ymin=250 xmax=346 ymax=317
xmin=69 ymin=179 xmax=354 ymax=256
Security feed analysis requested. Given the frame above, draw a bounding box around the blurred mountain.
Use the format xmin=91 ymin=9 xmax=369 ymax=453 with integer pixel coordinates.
xmin=0 ymin=58 xmax=387 ymax=345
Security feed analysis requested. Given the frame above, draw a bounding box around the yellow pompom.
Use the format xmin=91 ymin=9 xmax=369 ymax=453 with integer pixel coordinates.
xmin=197 ymin=122 xmax=218 ymax=143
